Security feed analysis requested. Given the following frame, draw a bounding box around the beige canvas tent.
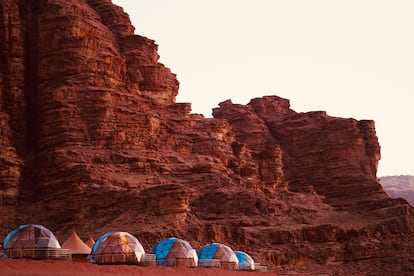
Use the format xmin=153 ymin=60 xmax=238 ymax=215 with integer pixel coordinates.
xmin=85 ymin=237 xmax=95 ymax=249
xmin=61 ymin=232 xmax=91 ymax=261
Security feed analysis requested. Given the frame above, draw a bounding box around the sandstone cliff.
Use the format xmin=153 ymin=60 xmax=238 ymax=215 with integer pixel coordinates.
xmin=1 ymin=1 xmax=414 ymax=274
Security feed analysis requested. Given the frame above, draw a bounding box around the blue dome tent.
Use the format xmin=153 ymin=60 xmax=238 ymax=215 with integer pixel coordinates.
xmin=151 ymin=237 xmax=197 ymax=267
xmin=198 ymin=243 xmax=238 ymax=269
xmin=235 ymin=251 xmax=255 ymax=270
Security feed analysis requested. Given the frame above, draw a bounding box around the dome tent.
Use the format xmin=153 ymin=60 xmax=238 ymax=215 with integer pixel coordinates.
xmin=235 ymin=251 xmax=255 ymax=270
xmin=198 ymin=243 xmax=239 ymax=270
xmin=3 ymin=224 xmax=60 ymax=249
xmin=150 ymin=237 xmax=198 ymax=267
xmin=3 ymin=224 xmax=70 ymax=260
xmin=89 ymin=231 xmax=145 ymax=264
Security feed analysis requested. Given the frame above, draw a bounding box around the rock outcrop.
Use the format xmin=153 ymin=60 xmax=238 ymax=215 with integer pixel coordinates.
xmin=380 ymin=175 xmax=414 ymax=206
xmin=213 ymin=97 xmax=385 ymax=209
xmin=1 ymin=1 xmax=414 ymax=274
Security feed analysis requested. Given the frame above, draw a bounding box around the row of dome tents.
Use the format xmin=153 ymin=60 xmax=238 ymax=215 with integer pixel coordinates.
xmin=1 ymin=224 xmax=259 ymax=270
xmin=90 ymin=234 xmax=257 ymax=270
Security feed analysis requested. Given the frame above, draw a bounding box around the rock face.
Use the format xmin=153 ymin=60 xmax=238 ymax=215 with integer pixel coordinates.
xmin=213 ymin=98 xmax=384 ymax=209
xmin=1 ymin=0 xmax=414 ymax=274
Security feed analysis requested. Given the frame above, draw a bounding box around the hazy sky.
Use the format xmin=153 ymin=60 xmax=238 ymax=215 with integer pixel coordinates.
xmin=112 ymin=0 xmax=414 ymax=177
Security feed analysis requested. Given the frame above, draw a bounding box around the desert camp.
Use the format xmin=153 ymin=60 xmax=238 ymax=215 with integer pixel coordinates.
xmin=0 ymin=224 xmax=263 ymax=272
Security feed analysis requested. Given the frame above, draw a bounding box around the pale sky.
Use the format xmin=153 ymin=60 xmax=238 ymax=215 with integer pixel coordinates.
xmin=112 ymin=0 xmax=414 ymax=177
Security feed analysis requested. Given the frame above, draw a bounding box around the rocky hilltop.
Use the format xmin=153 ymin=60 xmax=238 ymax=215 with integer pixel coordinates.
xmin=380 ymin=175 xmax=414 ymax=206
xmin=1 ymin=1 xmax=414 ymax=274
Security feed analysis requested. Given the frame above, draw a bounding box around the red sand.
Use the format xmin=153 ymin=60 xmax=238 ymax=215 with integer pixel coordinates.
xmin=0 ymin=259 xmax=317 ymax=276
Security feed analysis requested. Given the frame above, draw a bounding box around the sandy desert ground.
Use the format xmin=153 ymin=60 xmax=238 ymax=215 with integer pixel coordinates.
xmin=0 ymin=259 xmax=319 ymax=276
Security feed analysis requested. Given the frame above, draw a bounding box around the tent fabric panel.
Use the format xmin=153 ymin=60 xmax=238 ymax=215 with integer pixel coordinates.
xmin=91 ymin=231 xmax=116 ymax=254
xmin=187 ymin=249 xmax=198 ymax=265
xmin=236 ymin=251 xmax=247 ymax=264
xmin=235 ymin=251 xmax=255 ymax=270
xmin=33 ymin=224 xmax=61 ymax=248
xmin=151 ymin=237 xmax=177 ymax=261
xmin=213 ymin=244 xmax=237 ymax=262
xmin=169 ymin=239 xmax=192 ymax=258
xmin=3 ymin=224 xmax=29 ymax=249
xmin=198 ymin=243 xmax=220 ymax=260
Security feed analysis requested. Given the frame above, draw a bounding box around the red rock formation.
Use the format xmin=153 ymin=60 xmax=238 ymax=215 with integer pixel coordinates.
xmin=0 ymin=0 xmax=26 ymax=229
xmin=1 ymin=1 xmax=414 ymax=275
xmin=214 ymin=96 xmax=385 ymax=208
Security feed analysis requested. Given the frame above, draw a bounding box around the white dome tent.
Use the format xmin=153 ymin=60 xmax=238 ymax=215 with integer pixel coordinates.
xmin=3 ymin=224 xmax=70 ymax=260
xmin=89 ymin=231 xmax=145 ymax=264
